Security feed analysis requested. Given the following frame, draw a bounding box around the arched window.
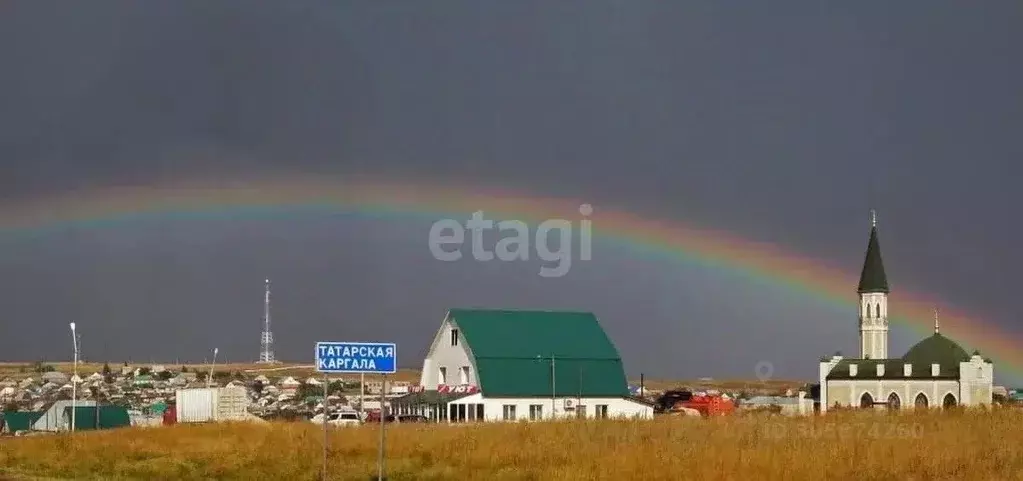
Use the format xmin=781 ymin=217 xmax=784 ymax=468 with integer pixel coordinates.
xmin=860 ymin=392 xmax=874 ymax=408
xmin=887 ymin=392 xmax=901 ymax=410
xmin=942 ymin=393 xmax=957 ymax=408
xmin=876 ymin=303 xmax=881 ymax=318
xmin=914 ymin=393 xmax=928 ymax=408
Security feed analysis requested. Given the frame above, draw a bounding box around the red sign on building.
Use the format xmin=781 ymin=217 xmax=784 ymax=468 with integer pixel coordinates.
xmin=437 ymin=384 xmax=479 ymax=394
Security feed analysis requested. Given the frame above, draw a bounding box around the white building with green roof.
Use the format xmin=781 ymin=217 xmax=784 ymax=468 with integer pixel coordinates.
xmin=818 ymin=215 xmax=993 ymax=412
xmin=394 ymin=309 xmax=653 ymax=422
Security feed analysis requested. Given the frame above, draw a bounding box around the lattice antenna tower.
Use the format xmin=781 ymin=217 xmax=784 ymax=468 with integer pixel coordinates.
xmin=258 ymin=278 xmax=276 ymax=364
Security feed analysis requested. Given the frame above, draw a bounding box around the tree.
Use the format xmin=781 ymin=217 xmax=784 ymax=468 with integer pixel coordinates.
xmin=296 ymin=384 xmax=320 ymax=400
xmin=33 ymin=361 xmax=54 ymax=373
xmin=157 ymin=370 xmax=173 ymax=381
xmin=328 ymin=381 xmax=345 ymax=395
xmin=252 ymin=381 xmax=264 ymax=395
xmin=102 ymin=362 xmax=112 ymax=376
xmin=137 ymin=367 xmax=152 ymax=376
xmin=180 ymin=366 xmax=188 ymax=373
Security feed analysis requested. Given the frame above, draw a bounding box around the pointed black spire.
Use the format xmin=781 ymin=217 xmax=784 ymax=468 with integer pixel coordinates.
xmin=857 ymin=210 xmax=889 ymax=293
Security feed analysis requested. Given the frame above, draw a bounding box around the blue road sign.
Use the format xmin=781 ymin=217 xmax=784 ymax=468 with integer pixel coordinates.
xmin=315 ymin=342 xmax=397 ymax=374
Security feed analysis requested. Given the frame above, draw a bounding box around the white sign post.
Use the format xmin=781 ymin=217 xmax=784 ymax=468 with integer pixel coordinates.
xmin=315 ymin=342 xmax=397 ymax=481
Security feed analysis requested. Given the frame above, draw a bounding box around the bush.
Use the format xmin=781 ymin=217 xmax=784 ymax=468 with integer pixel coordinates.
xmin=32 ymin=361 xmax=55 ymax=373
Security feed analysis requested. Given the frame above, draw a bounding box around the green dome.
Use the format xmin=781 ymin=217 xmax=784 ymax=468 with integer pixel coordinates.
xmin=902 ymin=334 xmax=970 ymax=365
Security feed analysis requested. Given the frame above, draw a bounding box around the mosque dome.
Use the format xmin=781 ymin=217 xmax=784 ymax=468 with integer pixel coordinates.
xmin=902 ymin=333 xmax=970 ymax=365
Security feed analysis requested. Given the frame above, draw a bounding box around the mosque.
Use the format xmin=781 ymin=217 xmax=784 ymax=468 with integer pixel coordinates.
xmin=817 ymin=213 xmax=993 ymax=412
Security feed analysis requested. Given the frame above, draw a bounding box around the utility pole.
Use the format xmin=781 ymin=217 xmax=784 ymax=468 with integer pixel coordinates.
xmin=69 ymin=322 xmax=78 ymax=433
xmin=377 ymin=374 xmax=387 ymax=481
xmin=536 ymin=354 xmax=556 ymax=420
xmin=577 ymin=364 xmax=582 ymax=419
xmin=550 ymin=355 xmax=556 ymax=419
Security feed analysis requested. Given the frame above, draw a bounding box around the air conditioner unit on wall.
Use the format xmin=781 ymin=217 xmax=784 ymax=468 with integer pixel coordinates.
xmin=563 ymin=399 xmax=575 ymax=409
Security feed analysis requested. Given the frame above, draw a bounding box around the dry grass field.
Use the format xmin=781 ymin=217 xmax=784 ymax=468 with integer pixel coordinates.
xmin=2 ymin=409 xmax=1021 ymax=481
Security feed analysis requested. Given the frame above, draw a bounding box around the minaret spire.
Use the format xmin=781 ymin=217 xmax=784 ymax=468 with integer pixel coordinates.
xmin=858 ymin=210 xmax=890 ymax=360
xmin=934 ymin=307 xmax=940 ymax=334
xmin=857 ymin=210 xmax=889 ymax=293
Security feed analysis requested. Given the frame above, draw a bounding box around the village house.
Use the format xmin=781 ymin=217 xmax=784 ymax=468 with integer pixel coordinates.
xmin=393 ymin=308 xmax=653 ymax=421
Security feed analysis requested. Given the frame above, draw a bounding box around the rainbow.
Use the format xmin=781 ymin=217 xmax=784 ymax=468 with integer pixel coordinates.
xmin=1 ymin=175 xmax=1020 ymax=380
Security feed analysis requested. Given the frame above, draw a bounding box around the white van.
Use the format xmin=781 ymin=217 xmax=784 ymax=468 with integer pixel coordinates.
xmin=310 ymin=411 xmax=362 ymax=427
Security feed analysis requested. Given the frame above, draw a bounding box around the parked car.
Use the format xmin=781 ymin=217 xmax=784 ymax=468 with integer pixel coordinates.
xmin=310 ymin=411 xmax=362 ymax=427
xmin=364 ymin=411 xmax=395 ymax=423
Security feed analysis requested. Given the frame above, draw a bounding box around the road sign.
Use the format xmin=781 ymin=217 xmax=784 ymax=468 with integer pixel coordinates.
xmin=315 ymin=342 xmax=397 ymax=374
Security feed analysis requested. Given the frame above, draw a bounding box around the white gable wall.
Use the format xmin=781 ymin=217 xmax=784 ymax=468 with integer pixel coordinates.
xmin=419 ymin=315 xmax=477 ymax=389
xmin=33 ymin=400 xmax=97 ymax=432
xmin=958 ymin=356 xmax=994 ymax=406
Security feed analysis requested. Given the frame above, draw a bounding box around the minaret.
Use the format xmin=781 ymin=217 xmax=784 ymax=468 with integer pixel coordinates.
xmin=258 ymin=278 xmax=276 ymax=364
xmin=858 ymin=210 xmax=890 ymax=359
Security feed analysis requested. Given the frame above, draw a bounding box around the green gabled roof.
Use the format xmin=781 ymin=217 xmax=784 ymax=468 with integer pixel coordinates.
xmin=902 ymin=334 xmax=971 ymax=366
xmin=62 ymin=406 xmax=131 ymax=431
xmin=857 ymin=225 xmax=889 ymax=293
xmin=2 ymin=411 xmax=42 ymax=432
xmin=448 ymin=309 xmax=629 ymax=397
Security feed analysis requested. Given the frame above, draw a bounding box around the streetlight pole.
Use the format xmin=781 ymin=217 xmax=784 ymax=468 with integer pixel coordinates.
xmin=536 ymin=354 xmax=555 ymax=419
xmin=69 ymin=322 xmax=78 ymax=433
xmin=207 ymin=348 xmax=219 ymax=389
xmin=551 ymin=355 xmax=556 ymax=419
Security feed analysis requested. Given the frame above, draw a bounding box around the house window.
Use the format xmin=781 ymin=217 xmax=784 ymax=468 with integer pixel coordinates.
xmin=502 ymin=404 xmax=516 ymax=421
xmin=459 ymin=366 xmax=470 ymax=385
xmin=451 ymin=328 xmax=459 ymax=346
xmin=476 ymin=404 xmax=485 ymax=421
xmin=438 ymin=367 xmax=447 ymax=385
xmin=457 ymin=404 xmax=466 ymax=422
xmin=596 ymin=405 xmax=608 ymax=419
xmin=529 ymin=404 xmax=544 ymax=420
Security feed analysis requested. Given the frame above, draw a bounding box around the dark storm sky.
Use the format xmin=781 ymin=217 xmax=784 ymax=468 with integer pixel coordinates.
xmin=1 ymin=1 xmax=1021 ymax=383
